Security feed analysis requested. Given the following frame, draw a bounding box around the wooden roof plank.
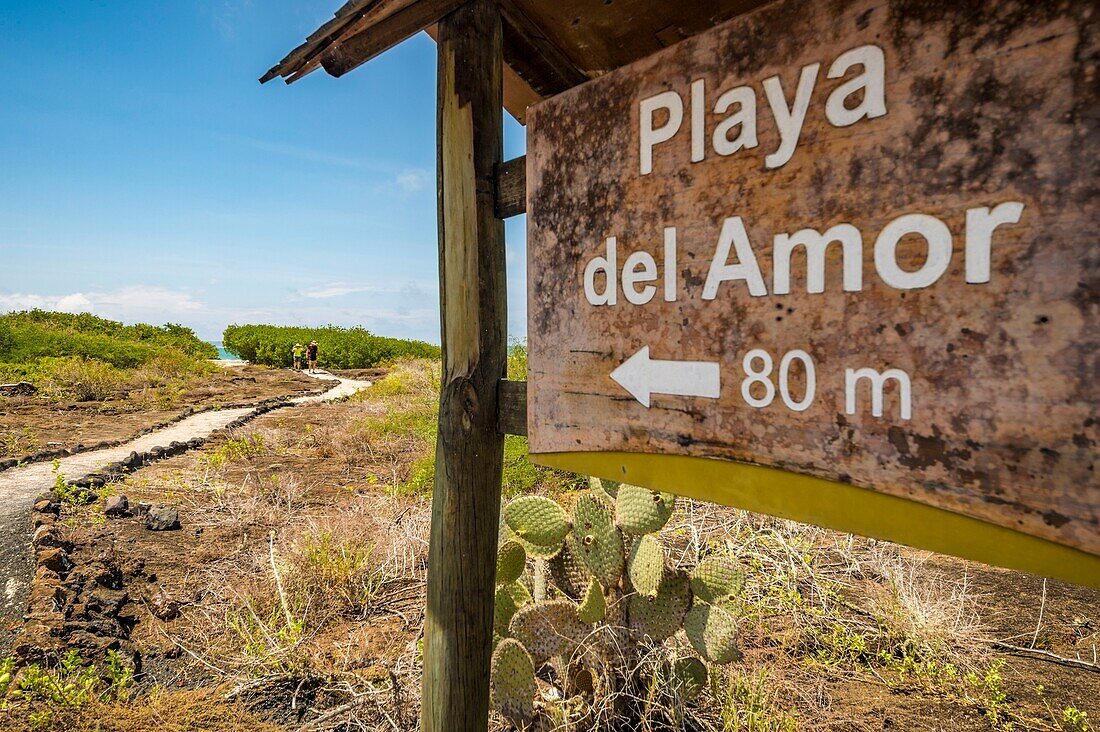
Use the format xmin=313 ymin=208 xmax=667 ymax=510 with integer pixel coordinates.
xmin=322 ymin=0 xmax=467 ymax=78
xmin=261 ymin=0 xmax=773 ymax=116
xmin=499 ymin=0 xmax=589 ymax=98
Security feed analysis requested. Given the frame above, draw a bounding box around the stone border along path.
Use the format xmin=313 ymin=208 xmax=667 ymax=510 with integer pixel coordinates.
xmin=0 ymin=369 xmax=372 ymax=639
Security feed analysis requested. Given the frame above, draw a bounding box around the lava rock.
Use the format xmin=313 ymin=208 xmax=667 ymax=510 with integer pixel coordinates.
xmin=34 ymin=496 xmax=61 ymax=515
xmin=150 ymin=591 xmax=181 ymax=620
xmin=145 ymin=506 xmax=180 ymax=531
xmin=104 ymin=495 xmax=130 ymax=518
xmin=38 ymin=547 xmax=73 ymax=575
xmin=31 ymin=525 xmax=64 ymax=549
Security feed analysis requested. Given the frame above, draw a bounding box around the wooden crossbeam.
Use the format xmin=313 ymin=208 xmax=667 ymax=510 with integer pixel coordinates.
xmin=497 ymin=379 xmax=528 ymax=436
xmin=494 ymin=155 xmax=526 ymax=219
xmin=321 ymin=0 xmax=466 ymax=78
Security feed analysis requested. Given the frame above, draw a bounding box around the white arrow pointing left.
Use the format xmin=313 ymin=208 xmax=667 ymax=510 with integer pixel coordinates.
xmin=609 ymin=346 xmax=721 ymax=408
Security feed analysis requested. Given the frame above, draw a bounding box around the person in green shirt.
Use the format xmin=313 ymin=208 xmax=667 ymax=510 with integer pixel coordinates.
xmin=292 ymin=343 xmax=304 ymax=371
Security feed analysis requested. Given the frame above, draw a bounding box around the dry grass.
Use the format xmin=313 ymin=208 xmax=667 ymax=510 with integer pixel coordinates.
xmin=1 ymin=688 xmax=284 ymax=732
xmin=15 ymin=357 xmax=1091 ymax=732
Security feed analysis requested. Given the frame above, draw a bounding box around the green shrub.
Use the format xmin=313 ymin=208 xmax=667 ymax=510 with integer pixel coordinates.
xmin=222 ymin=324 xmax=439 ymax=369
xmin=0 ymin=311 xmax=216 ymax=402
xmin=0 ymin=310 xmax=216 ymax=365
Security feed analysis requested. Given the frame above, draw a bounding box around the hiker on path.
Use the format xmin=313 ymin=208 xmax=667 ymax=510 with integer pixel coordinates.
xmin=292 ymin=343 xmax=304 ymax=371
xmin=307 ymin=340 xmax=319 ymax=374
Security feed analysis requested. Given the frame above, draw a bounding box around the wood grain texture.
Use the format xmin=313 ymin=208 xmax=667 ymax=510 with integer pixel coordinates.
xmin=495 ymin=155 xmax=527 ymax=219
xmin=528 ymin=0 xmax=1099 ymax=556
xmin=422 ymin=2 xmax=506 ymax=730
xmin=498 ymin=379 xmax=529 ymax=436
xmin=322 ymin=0 xmax=465 ymax=78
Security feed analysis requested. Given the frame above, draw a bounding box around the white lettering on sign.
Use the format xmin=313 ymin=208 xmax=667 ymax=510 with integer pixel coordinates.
xmin=596 ymin=45 xmax=1027 ymax=420
xmin=773 ymin=224 xmax=863 ymax=294
xmin=703 ymin=216 xmax=768 ymax=298
xmin=846 ymin=367 xmax=912 ymax=420
xmin=585 ymin=202 xmax=1025 ymax=305
xmin=640 ymin=44 xmax=888 ymax=174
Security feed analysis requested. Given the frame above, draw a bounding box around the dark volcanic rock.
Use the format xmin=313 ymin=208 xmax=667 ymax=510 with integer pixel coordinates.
xmin=104 ymin=495 xmax=130 ymax=517
xmin=145 ymin=505 xmax=180 ymax=531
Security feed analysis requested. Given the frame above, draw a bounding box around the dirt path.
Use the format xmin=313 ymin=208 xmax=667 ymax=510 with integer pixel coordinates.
xmin=0 ymin=370 xmax=370 ymax=634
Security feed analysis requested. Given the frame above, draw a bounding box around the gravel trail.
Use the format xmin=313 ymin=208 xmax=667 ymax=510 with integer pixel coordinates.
xmin=0 ymin=370 xmax=370 ymax=629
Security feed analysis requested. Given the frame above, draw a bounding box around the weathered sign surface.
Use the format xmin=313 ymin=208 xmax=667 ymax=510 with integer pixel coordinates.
xmin=526 ymin=0 xmax=1099 ymax=569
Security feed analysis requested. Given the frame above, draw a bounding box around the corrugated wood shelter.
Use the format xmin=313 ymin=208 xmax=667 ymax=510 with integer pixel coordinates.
xmin=262 ymin=0 xmax=769 ymax=122
xmin=262 ymin=4 xmax=774 ymax=730
xmin=265 ymin=0 xmax=1100 ymax=729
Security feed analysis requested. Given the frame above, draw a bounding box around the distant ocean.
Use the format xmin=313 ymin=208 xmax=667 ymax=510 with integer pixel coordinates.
xmin=211 ymin=342 xmax=239 ymax=361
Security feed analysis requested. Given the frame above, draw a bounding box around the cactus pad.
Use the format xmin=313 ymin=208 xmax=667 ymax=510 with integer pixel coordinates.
xmin=684 ymin=603 xmax=742 ymax=664
xmin=691 ymin=556 xmax=745 ymax=604
xmin=569 ymin=492 xmax=624 ymax=586
xmin=576 ymin=577 xmax=606 ymax=623
xmin=628 ymin=569 xmax=690 ymax=642
xmin=627 ymin=535 xmax=666 ymax=597
xmin=494 ymin=581 xmax=532 ymax=636
xmin=616 ymin=484 xmax=676 ymax=535
xmin=589 ymin=476 xmax=620 ymax=502
xmin=504 ymin=496 xmax=570 ymax=547
xmin=491 ymin=638 xmax=536 ymax=724
xmin=670 ymin=656 xmax=708 ymax=700
xmin=519 ymin=537 xmax=564 ymax=559
xmin=548 ymin=541 xmax=590 ymax=599
xmin=496 ymin=540 xmax=526 ymax=586
xmin=509 ymin=599 xmax=590 ymax=663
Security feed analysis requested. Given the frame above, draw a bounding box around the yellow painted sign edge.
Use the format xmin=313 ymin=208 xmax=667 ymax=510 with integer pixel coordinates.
xmin=531 ymin=451 xmax=1100 ymax=589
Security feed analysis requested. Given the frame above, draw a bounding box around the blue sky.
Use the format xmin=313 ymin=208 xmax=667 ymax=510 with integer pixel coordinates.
xmin=0 ymin=1 xmax=528 ymax=343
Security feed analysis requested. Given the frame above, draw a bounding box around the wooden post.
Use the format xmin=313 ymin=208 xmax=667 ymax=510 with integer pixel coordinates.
xmin=422 ymin=1 xmax=505 ymax=731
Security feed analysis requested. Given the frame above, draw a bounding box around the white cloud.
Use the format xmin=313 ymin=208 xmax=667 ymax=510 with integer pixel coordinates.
xmin=395 ymin=168 xmax=430 ymax=193
xmin=54 ymin=293 xmax=94 ymax=313
xmin=298 ymin=283 xmax=371 ymax=299
xmin=0 ymin=286 xmax=205 ymax=323
xmin=297 ymin=280 xmax=434 ymax=301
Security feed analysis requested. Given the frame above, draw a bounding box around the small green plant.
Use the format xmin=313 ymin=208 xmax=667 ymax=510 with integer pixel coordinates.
xmin=2 ymin=650 xmax=134 ymax=727
xmin=489 ymin=479 xmax=747 ymax=727
xmin=711 ymin=668 xmax=798 ymax=732
xmin=963 ymin=659 xmax=1010 ymax=728
xmin=205 ymin=433 xmax=267 ymax=468
xmin=0 ymin=426 xmax=39 ymax=458
xmin=50 ymin=459 xmax=90 ymax=505
xmin=1062 ymin=706 xmax=1092 ymax=732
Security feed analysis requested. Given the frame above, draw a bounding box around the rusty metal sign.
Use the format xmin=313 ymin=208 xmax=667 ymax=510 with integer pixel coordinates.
xmin=526 ymin=0 xmax=1099 ymax=566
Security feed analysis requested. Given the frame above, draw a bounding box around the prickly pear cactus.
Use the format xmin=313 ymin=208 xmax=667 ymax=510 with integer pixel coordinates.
xmin=577 ymin=577 xmax=606 ymax=623
xmin=496 ymin=540 xmax=527 ymax=586
xmin=505 ymin=496 xmax=571 ymax=547
xmin=616 ymin=484 xmax=675 ymax=535
xmin=491 ymin=638 xmax=536 ymax=724
xmin=589 ymin=475 xmax=620 ymax=503
xmin=569 ymin=493 xmax=624 ymax=586
xmin=670 ymin=656 xmax=708 ymax=700
xmin=690 ymin=556 xmax=745 ymax=604
xmin=628 ymin=568 xmax=691 ymax=642
xmin=684 ymin=602 xmax=742 ymax=664
xmin=509 ymin=598 xmax=590 ymax=663
xmin=495 ymin=483 xmax=747 ymax=725
xmin=548 ymin=541 xmax=590 ymax=599
xmin=627 ymin=534 xmax=665 ymax=597
xmin=494 ymin=581 xmax=531 ymax=637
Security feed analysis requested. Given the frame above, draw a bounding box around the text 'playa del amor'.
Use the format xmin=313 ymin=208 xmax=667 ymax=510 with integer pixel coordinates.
xmin=582 ymin=44 xmax=1025 ymax=420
